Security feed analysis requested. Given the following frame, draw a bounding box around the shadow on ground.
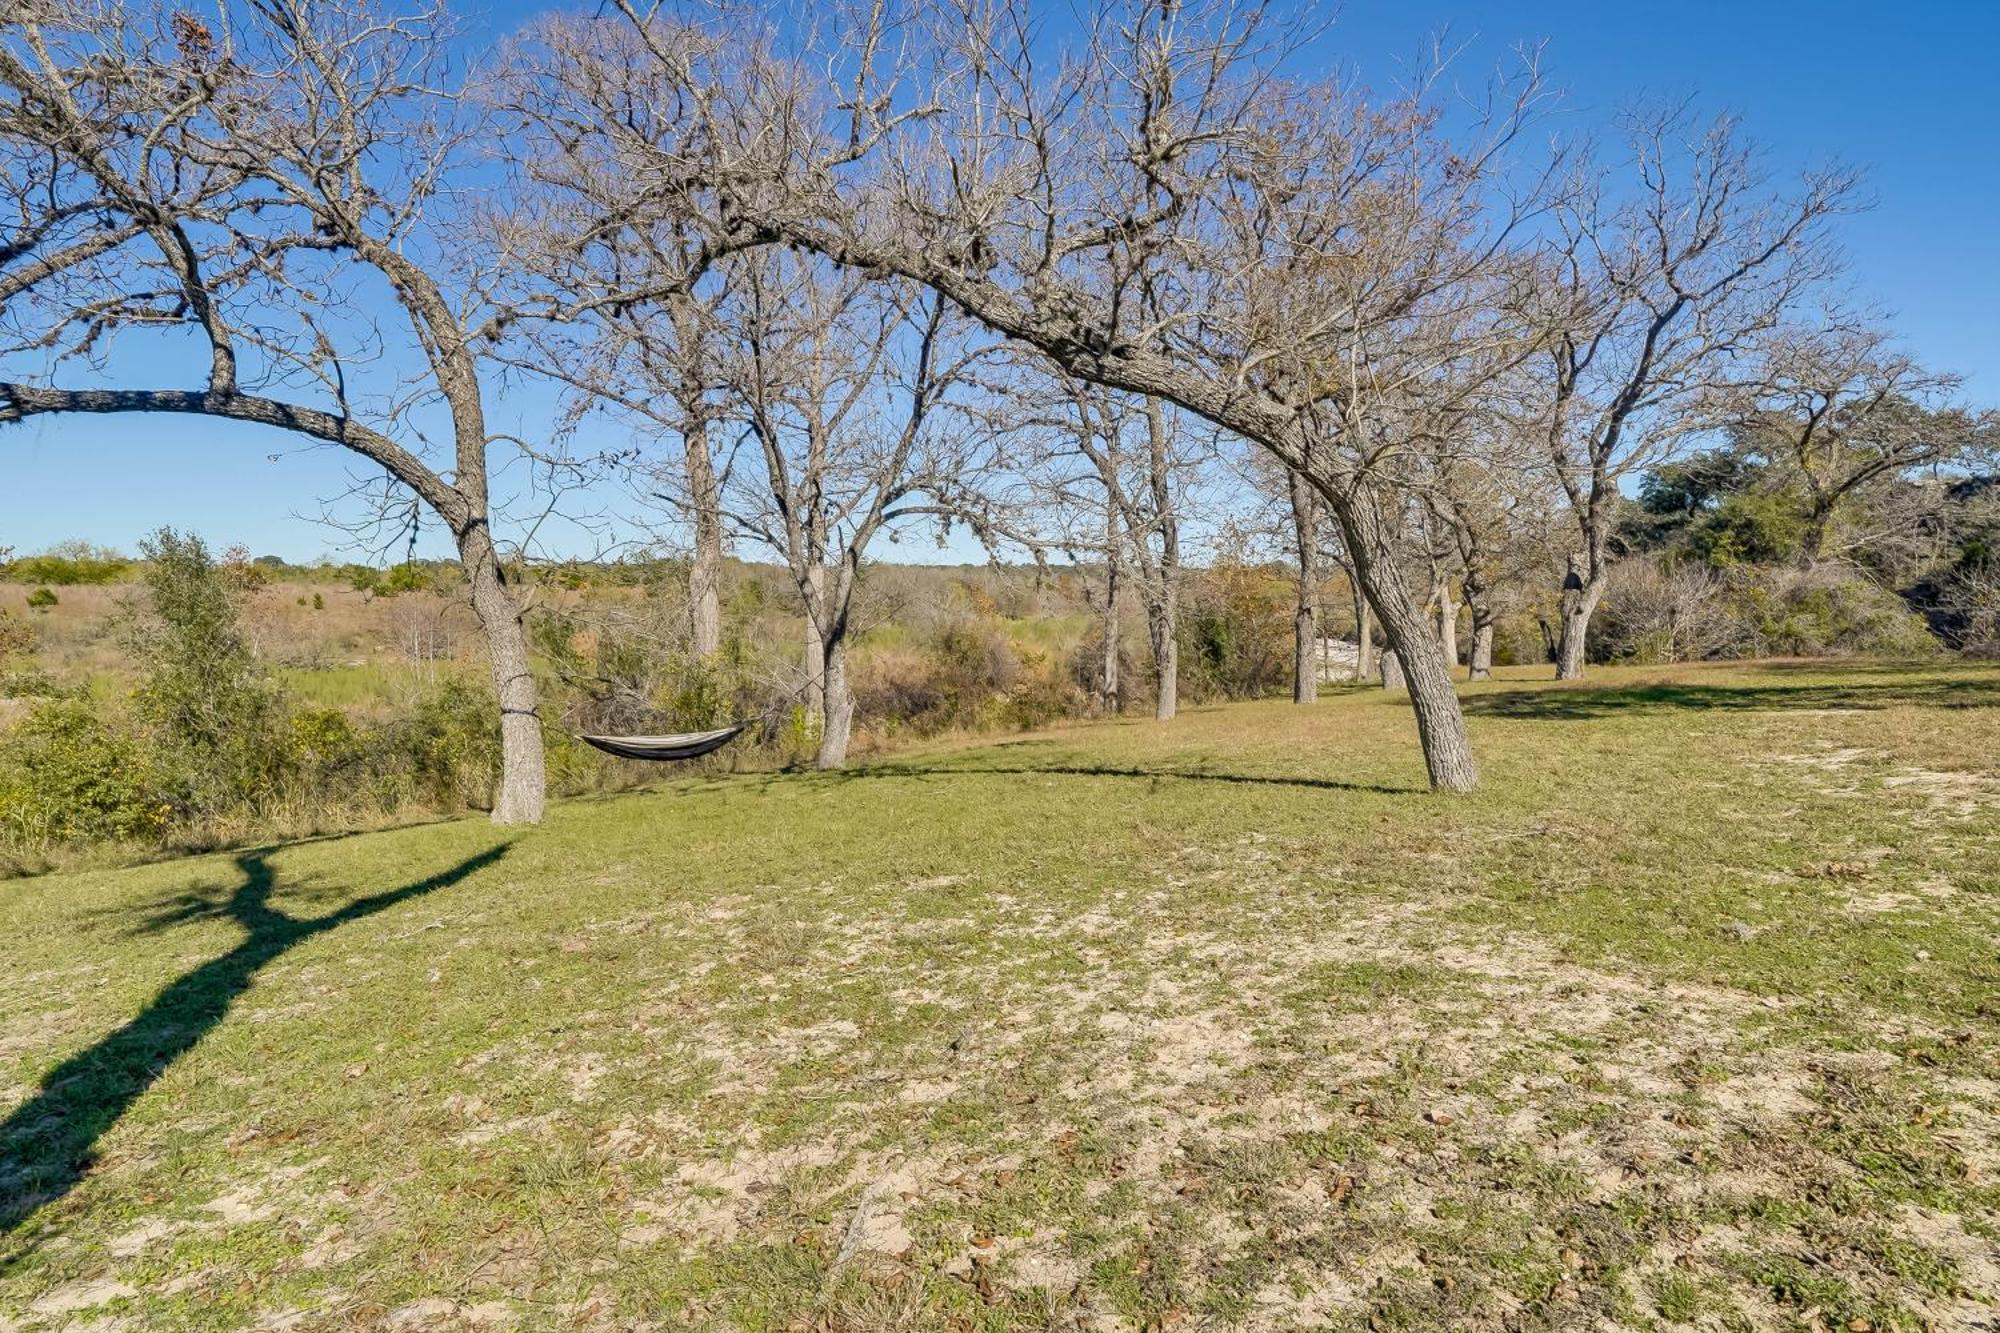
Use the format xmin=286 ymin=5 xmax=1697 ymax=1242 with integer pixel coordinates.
xmin=0 ymin=841 xmax=510 ymax=1238
xmin=815 ymin=760 xmax=1414 ymax=796
xmin=1462 ymin=673 xmax=2000 ymax=721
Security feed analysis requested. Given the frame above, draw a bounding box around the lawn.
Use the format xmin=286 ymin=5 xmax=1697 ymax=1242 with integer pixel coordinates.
xmin=1 ymin=661 xmax=1996 ymax=1331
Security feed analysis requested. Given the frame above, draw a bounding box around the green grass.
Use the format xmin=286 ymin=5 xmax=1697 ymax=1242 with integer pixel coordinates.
xmin=2 ymin=660 xmax=1996 ymax=1331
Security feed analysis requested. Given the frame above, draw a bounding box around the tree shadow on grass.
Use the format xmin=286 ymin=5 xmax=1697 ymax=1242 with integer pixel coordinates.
xmin=0 ymin=841 xmax=510 ymax=1238
xmin=1461 ymin=674 xmax=2000 ymax=721
xmin=814 ymin=760 xmax=1414 ymax=797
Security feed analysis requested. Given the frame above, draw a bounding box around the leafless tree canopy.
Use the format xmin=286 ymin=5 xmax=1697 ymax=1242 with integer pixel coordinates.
xmin=3 ymin=0 xmax=1990 ymax=808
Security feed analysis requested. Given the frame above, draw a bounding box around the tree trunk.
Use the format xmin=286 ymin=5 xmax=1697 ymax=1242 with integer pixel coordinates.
xmin=1469 ymin=616 xmax=1495 ymax=681
xmin=816 ymin=632 xmax=853 ymax=769
xmin=1100 ymin=511 xmax=1122 ymax=714
xmin=1334 ymin=486 xmax=1478 ymax=791
xmin=1436 ymin=583 xmax=1460 ymax=676
xmin=1146 ymin=586 xmax=1178 ymax=721
xmin=802 ymin=565 xmax=827 ymax=724
xmin=685 ymin=417 xmax=722 ymax=658
xmin=1554 ymin=555 xmax=1605 ymax=681
xmin=1802 ymin=503 xmax=1833 ymax=565
xmin=1356 ymin=591 xmax=1375 ymax=684
xmin=1294 ymin=598 xmax=1318 ymax=704
xmin=1380 ymin=649 xmax=1404 ymax=690
xmin=1141 ymin=396 xmax=1181 ymax=722
xmin=1289 ymin=470 xmax=1320 ymax=705
xmin=457 ymin=524 xmax=545 ymax=825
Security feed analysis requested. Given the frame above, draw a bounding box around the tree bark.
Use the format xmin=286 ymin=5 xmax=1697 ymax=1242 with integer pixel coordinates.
xmin=1289 ymin=470 xmax=1320 ymax=704
xmin=1100 ymin=509 xmax=1122 ymax=714
xmin=1380 ymin=649 xmax=1405 ymax=690
xmin=684 ymin=417 xmax=723 ymax=658
xmin=1141 ymin=396 xmax=1180 ymax=722
xmin=665 ymin=297 xmax=723 ymax=658
xmin=1469 ymin=617 xmax=1496 ymax=681
xmin=1436 ymin=581 xmax=1460 ymax=676
xmin=1459 ymin=555 xmax=1496 ymax=682
xmin=1802 ymin=502 xmax=1833 ymax=565
xmin=802 ymin=566 xmax=827 ymax=727
xmin=1146 ymin=585 xmax=1178 ymax=721
xmin=1356 ymin=589 xmax=1376 ymax=684
xmin=1554 ymin=553 xmax=1605 ymax=681
xmin=1333 ymin=485 xmax=1477 ymax=791
xmin=816 ymin=631 xmax=853 ymax=769
xmin=456 ymin=523 xmax=546 ymax=825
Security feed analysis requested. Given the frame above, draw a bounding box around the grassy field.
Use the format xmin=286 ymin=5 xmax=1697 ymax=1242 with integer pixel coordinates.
xmin=1 ymin=661 xmax=1996 ymax=1332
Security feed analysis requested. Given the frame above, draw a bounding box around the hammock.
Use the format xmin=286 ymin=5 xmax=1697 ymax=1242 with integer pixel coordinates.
xmin=578 ymin=722 xmax=751 ymax=763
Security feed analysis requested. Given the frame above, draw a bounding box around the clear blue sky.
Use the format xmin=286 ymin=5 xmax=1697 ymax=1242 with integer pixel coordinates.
xmin=3 ymin=0 xmax=1995 ymax=562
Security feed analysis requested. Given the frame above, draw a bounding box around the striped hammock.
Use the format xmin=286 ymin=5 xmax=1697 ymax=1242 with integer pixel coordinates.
xmin=578 ymin=722 xmax=750 ymax=762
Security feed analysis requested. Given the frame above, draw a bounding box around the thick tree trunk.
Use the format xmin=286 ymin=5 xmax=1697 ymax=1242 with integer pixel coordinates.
xmin=685 ymin=418 xmax=722 ymax=658
xmin=457 ymin=524 xmax=545 ymax=825
xmin=1146 ymin=586 xmax=1178 ymax=721
xmin=1289 ymin=470 xmax=1320 ymax=704
xmin=816 ymin=633 xmax=853 ymax=770
xmin=1469 ymin=617 xmax=1495 ymax=681
xmin=1554 ymin=556 xmax=1606 ymax=681
xmin=1294 ymin=600 xmax=1318 ymax=704
xmin=1554 ymin=604 xmax=1590 ymax=680
xmin=1334 ymin=486 xmax=1478 ymax=791
xmin=1380 ymin=649 xmax=1404 ymax=689
xmin=1356 ymin=592 xmax=1375 ymax=684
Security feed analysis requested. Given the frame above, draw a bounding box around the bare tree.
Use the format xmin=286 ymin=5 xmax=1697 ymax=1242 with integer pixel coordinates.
xmin=0 ymin=0 xmax=559 ymax=822
xmin=1232 ymin=443 xmax=1335 ymax=700
xmin=1065 ymin=389 xmax=1204 ymax=720
xmin=1414 ymin=386 xmax=1565 ymax=680
xmin=500 ymin=277 xmax=733 ymax=660
xmin=1735 ymin=323 xmax=1991 ymax=563
xmin=492 ymin=16 xmax=739 ymax=658
xmin=704 ymin=253 xmax=994 ymax=768
xmin=537 ymin=0 xmax=1575 ymax=791
xmin=1535 ymin=108 xmax=1855 ymax=678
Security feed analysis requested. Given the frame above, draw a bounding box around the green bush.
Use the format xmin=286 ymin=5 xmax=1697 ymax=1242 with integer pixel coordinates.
xmin=3 ymin=552 xmax=130 ymax=585
xmin=286 ymin=707 xmax=366 ymax=787
xmin=25 ymin=587 xmax=58 ymax=610
xmin=0 ymin=698 xmax=167 ymax=845
xmin=129 ymin=529 xmax=288 ymax=821
xmin=1688 ymin=493 xmax=1807 ymax=568
xmin=392 ymin=676 xmax=503 ymax=810
xmin=1177 ymin=563 xmax=1291 ymax=701
xmin=1738 ymin=568 xmax=1939 ymax=658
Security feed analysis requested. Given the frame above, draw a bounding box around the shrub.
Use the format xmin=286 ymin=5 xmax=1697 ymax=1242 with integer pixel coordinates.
xmin=25 ymin=588 xmax=57 ymax=610
xmin=0 ymin=608 xmax=39 ymax=661
xmin=1178 ymin=563 xmax=1291 ymax=701
xmin=1591 ymin=559 xmax=1739 ymax=663
xmin=1687 ymin=493 xmax=1807 ymax=568
xmin=128 ymin=528 xmax=288 ymax=820
xmin=1737 ymin=566 xmax=1939 ymax=658
xmin=0 ymin=698 xmax=167 ymax=845
xmin=286 ymin=707 xmax=366 ymax=787
xmin=392 ymin=676 xmax=502 ymax=810
xmin=3 ymin=547 xmax=130 ymax=585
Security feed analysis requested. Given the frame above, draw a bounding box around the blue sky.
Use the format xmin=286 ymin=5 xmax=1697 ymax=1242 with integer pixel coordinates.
xmin=3 ymin=0 xmax=1995 ymax=562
